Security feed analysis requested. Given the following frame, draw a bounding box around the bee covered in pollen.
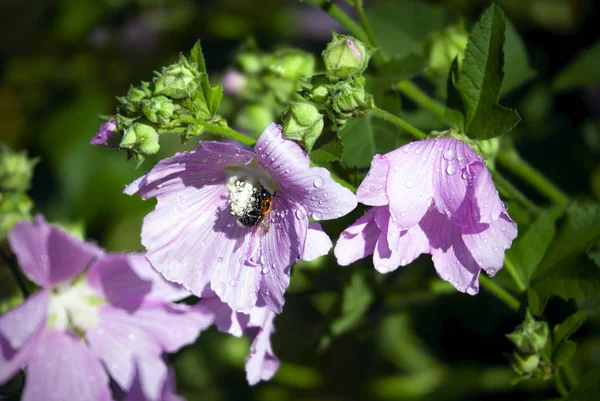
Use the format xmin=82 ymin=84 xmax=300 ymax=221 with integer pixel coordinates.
xmin=228 ymin=179 xmax=274 ymax=232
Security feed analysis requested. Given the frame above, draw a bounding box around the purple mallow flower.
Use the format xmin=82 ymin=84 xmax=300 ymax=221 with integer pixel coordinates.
xmin=334 ymin=137 xmax=518 ymax=294
xmin=125 ymin=123 xmax=357 ymax=314
xmin=0 ymin=216 xmax=210 ymax=401
xmin=91 ymin=120 xmax=118 ymax=147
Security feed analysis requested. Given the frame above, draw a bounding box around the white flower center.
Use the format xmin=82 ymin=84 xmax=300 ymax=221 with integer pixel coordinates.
xmin=48 ymin=279 xmax=104 ymax=332
xmin=228 ymin=177 xmax=261 ymax=219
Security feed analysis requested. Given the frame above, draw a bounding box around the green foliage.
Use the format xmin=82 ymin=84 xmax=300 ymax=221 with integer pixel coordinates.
xmin=310 ymin=136 xmax=344 ymax=164
xmin=453 ymin=4 xmax=520 ymax=139
xmin=371 ymin=54 xmax=426 ymax=93
xmin=564 ymin=369 xmax=600 ymax=401
xmin=329 ymin=270 xmax=374 ymax=336
xmin=502 ymin=19 xmax=536 ymax=96
xmin=551 ymin=311 xmax=587 ymax=368
xmin=553 ymin=40 xmax=600 ymax=91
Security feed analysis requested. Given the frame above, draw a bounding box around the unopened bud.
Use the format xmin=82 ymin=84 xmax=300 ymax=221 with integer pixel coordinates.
xmin=0 ymin=193 xmax=33 ymax=241
xmin=141 ymin=96 xmax=174 ymax=126
xmin=120 ymin=123 xmax=160 ymax=156
xmin=283 ymin=102 xmax=324 ymax=151
xmin=331 ymin=77 xmax=374 ymax=123
xmin=154 ymin=59 xmax=201 ymax=99
xmin=322 ymin=32 xmax=372 ymax=80
xmin=301 ymin=75 xmax=331 ymax=104
xmin=509 ymin=352 xmax=540 ymax=376
xmin=506 ymin=310 xmax=549 ymax=354
xmin=90 ymin=120 xmax=119 ymax=148
xmin=268 ymin=49 xmax=315 ymax=81
xmin=0 ymin=145 xmax=38 ymax=193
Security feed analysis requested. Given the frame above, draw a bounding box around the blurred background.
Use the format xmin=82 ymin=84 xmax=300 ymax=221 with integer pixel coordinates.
xmin=1 ymin=0 xmax=599 ymax=400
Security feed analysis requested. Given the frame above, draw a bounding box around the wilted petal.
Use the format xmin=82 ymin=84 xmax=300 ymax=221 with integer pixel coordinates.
xmin=91 ymin=120 xmax=117 ymax=147
xmin=256 ymin=123 xmax=357 ymax=220
xmin=8 ymin=215 xmax=103 ymax=287
xmin=420 ymin=209 xmax=480 ymax=295
xmin=21 ymin=330 xmax=112 ymax=401
xmin=356 ymin=154 xmax=389 ymax=206
xmin=334 ymin=208 xmax=380 ymax=266
xmin=0 ymin=291 xmax=49 ymax=383
xmin=87 ymin=306 xmax=168 ymax=401
xmin=462 ymin=211 xmax=518 ymax=277
xmin=302 ymin=222 xmax=333 ymax=261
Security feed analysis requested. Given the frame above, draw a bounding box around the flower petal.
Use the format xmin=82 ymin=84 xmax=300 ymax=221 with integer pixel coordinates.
xmin=461 ymin=211 xmax=518 ymax=277
xmin=257 ymin=197 xmax=307 ymax=313
xmin=384 ymin=141 xmax=437 ymax=230
xmin=302 ymin=222 xmax=333 ymax=262
xmin=373 ymin=219 xmax=430 ymax=274
xmin=87 ymin=254 xmax=189 ymax=310
xmin=245 ymin=306 xmax=279 ymax=385
xmin=430 ymin=137 xmax=484 ymax=226
xmin=467 ymin=161 xmax=505 ymax=224
xmin=8 ymin=215 xmax=103 ymax=287
xmin=334 ymin=208 xmax=380 ymax=266
xmin=0 ymin=291 xmax=49 ymax=383
xmin=87 ymin=306 xmax=167 ymax=401
xmin=419 ymin=209 xmax=480 ymax=294
xmin=126 ymin=359 xmax=184 ymax=401
xmin=356 ymin=154 xmax=389 ymax=206
xmin=255 ymin=123 xmax=357 ymax=220
xmin=117 ymin=301 xmax=213 ymax=353
xmin=21 ymin=329 xmax=112 ymax=401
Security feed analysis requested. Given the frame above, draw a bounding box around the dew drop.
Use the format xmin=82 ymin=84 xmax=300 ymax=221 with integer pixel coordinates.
xmin=446 ymin=165 xmax=456 ymax=175
xmin=400 ymin=258 xmax=407 ymax=266
xmin=500 ymin=226 xmax=506 ymax=232
xmin=128 ymin=334 xmax=135 ymax=340
xmin=261 ymin=267 xmax=268 ymax=274
xmin=493 ymin=247 xmax=499 ymax=252
xmin=285 ymin=168 xmax=290 ymax=173
xmin=336 ymin=212 xmax=343 ymax=217
xmin=229 ymin=279 xmax=237 ymax=287
xmin=461 ymin=171 xmax=468 ymax=180
xmin=313 ymin=177 xmax=324 ymax=188
xmin=443 ymin=149 xmax=456 ymax=160
xmin=295 ymin=208 xmax=307 ymax=220
xmin=404 ymin=179 xmax=414 ymax=189
xmin=312 ymin=212 xmax=323 ymax=220
xmin=427 ymin=197 xmax=435 ymax=207
xmin=483 ymin=239 xmax=488 ymax=244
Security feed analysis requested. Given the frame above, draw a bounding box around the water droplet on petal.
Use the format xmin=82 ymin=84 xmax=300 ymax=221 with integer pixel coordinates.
xmin=483 ymin=239 xmax=488 ymax=244
xmin=443 ymin=149 xmax=456 ymax=160
xmin=493 ymin=247 xmax=499 ymax=252
xmin=128 ymin=334 xmax=135 ymax=340
xmin=229 ymin=279 xmax=237 ymax=287
xmin=313 ymin=177 xmax=324 ymax=188
xmin=261 ymin=267 xmax=268 ymax=274
xmin=404 ymin=179 xmax=414 ymax=189
xmin=500 ymin=226 xmax=506 ymax=232
xmin=295 ymin=208 xmax=307 ymax=220
xmin=312 ymin=212 xmax=322 ymax=220
xmin=461 ymin=171 xmax=468 ymax=180
xmin=400 ymin=258 xmax=407 ymax=266
xmin=446 ymin=165 xmax=456 ymax=175
xmin=427 ymin=197 xmax=435 ymax=207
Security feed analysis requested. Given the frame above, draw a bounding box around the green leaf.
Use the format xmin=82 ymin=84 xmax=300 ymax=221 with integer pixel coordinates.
xmin=367 ymin=0 xmax=448 ymax=59
xmin=588 ymin=243 xmax=600 ymax=268
xmin=457 ymin=4 xmax=520 ymax=139
xmin=535 ymin=203 xmax=600 ymax=279
xmin=553 ymin=40 xmax=600 ymax=92
xmin=553 ymin=311 xmax=587 ymax=349
xmin=189 ymin=40 xmax=222 ymax=117
xmin=339 ymin=115 xmax=397 ymax=168
xmin=372 ymin=54 xmax=426 ymax=91
xmin=565 ymin=369 xmax=600 ymax=401
xmin=310 ymin=137 xmax=344 ymax=164
xmin=553 ymin=340 xmax=577 ymax=368
xmin=330 ymin=271 xmax=374 ymax=336
xmin=501 ymin=18 xmax=536 ymax=96
xmin=505 ymin=207 xmax=563 ymax=287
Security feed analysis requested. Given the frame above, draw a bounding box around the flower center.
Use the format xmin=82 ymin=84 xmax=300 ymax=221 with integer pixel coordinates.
xmin=48 ymin=278 xmax=105 ymax=333
xmin=227 ymin=176 xmax=273 ymax=227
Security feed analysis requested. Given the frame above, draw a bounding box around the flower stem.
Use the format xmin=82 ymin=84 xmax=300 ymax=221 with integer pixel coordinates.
xmin=503 ymin=254 xmax=527 ymax=293
xmin=396 ymin=81 xmax=447 ymax=120
xmin=554 ymin=367 xmax=569 ymax=397
xmin=491 ymin=169 xmax=542 ymax=215
xmin=304 ymin=0 xmax=370 ymax=45
xmin=356 ymin=0 xmax=386 ymax=65
xmin=371 ymin=106 xmax=427 ymax=140
xmin=479 ymin=276 xmax=520 ymax=311
xmin=0 ymin=246 xmax=29 ymax=298
xmin=193 ymin=120 xmax=256 ymax=147
xmin=497 ymin=147 xmax=570 ymax=207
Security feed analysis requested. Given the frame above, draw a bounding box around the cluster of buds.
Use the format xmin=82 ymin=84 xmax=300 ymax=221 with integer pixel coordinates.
xmin=506 ymin=310 xmax=551 ymax=381
xmin=93 ymin=42 xmax=226 ymax=166
xmin=223 ymin=44 xmax=315 ymax=137
xmin=0 ymin=144 xmax=37 ymax=240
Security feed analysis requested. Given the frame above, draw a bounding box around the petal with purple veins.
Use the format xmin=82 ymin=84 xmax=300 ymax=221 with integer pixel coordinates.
xmin=356 ymin=154 xmax=389 ymax=206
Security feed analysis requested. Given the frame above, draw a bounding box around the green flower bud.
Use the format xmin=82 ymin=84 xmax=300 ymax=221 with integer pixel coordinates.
xmin=330 ymin=77 xmax=374 ymax=128
xmin=141 ymin=96 xmax=175 ymax=126
xmin=120 ymin=123 xmax=160 ymax=156
xmin=506 ymin=310 xmax=549 ymax=354
xmin=154 ymin=58 xmax=202 ymax=99
xmin=301 ymin=75 xmax=331 ymax=105
xmin=268 ymin=49 xmax=315 ymax=81
xmin=236 ymin=104 xmax=275 ymax=138
xmin=238 ymin=52 xmax=264 ymax=75
xmin=283 ymin=102 xmax=324 ymax=152
xmin=322 ymin=32 xmax=372 ymax=80
xmin=0 ymin=192 xmax=33 ymax=241
xmin=0 ymin=144 xmax=38 ymax=193
xmin=424 ymin=24 xmax=468 ymax=76
xmin=509 ymin=352 xmax=540 ymax=376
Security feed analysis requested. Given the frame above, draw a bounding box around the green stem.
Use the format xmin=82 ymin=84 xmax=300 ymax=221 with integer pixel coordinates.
xmin=0 ymin=246 xmax=29 ymax=298
xmin=396 ymin=81 xmax=446 ymax=120
xmin=304 ymin=0 xmax=369 ymax=44
xmin=503 ymin=254 xmax=527 ymax=293
xmin=491 ymin=169 xmax=542 ymax=215
xmin=479 ymin=276 xmax=520 ymax=311
xmin=554 ymin=368 xmax=569 ymax=397
xmin=194 ymin=120 xmax=256 ymax=147
xmin=497 ymin=148 xmax=569 ymax=207
xmin=371 ymin=107 xmax=427 ymax=139
xmin=356 ymin=0 xmax=386 ymax=65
